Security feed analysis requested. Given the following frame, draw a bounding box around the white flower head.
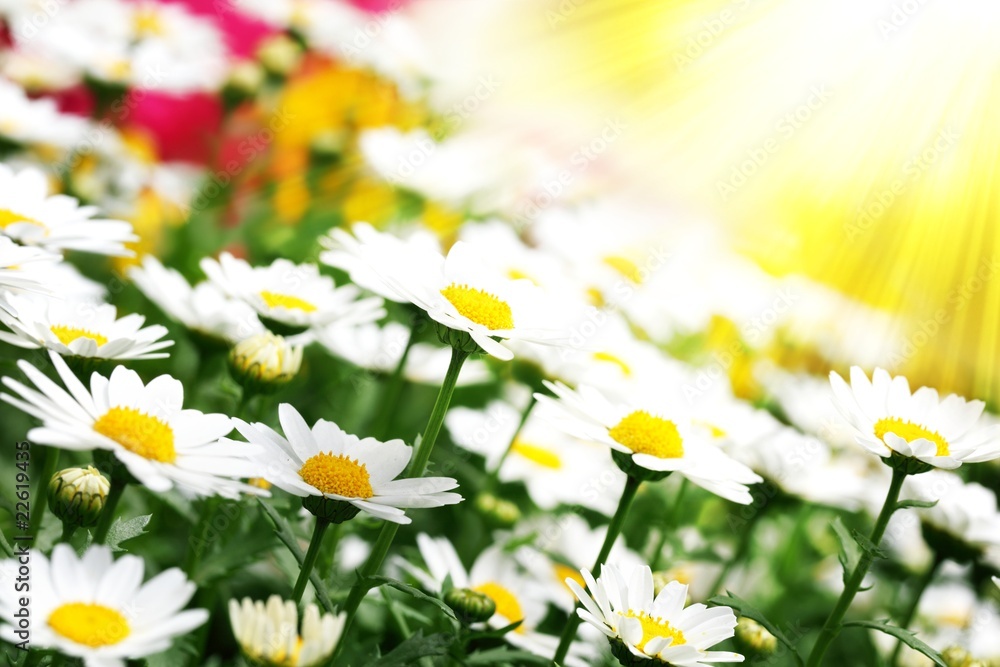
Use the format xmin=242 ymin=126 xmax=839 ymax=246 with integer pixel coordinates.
xmin=129 ymin=255 xmax=263 ymax=344
xmin=0 ymin=164 xmax=138 ymax=256
xmin=905 ymin=470 xmax=1000 ymax=557
xmin=569 ymin=563 xmax=744 ymax=665
xmin=0 ymin=235 xmax=62 ymax=297
xmin=0 ymin=544 xmax=207 ymax=667
xmin=829 ymin=367 xmax=1000 ymax=470
xmin=229 ymin=595 xmax=346 ymax=667
xmin=231 ymin=404 xmax=462 ymax=524
xmin=201 ymin=252 xmax=385 ymax=332
xmin=1 ymin=351 xmax=264 ymax=498
xmin=0 ymin=292 xmax=173 ymax=360
xmin=536 ymin=381 xmax=762 ymax=504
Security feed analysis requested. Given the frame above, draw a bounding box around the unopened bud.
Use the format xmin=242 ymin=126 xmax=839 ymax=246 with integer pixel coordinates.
xmin=474 ymin=493 xmax=520 ymax=528
xmin=48 ymin=466 xmax=110 ymax=528
xmin=229 ymin=332 xmax=303 ymax=394
xmin=444 ymin=588 xmax=495 ymax=624
xmin=734 ymin=617 xmax=777 ymax=656
xmin=257 ymin=34 xmax=303 ymax=77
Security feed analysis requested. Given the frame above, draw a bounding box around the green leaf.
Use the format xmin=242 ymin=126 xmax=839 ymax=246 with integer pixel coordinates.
xmin=843 ymin=620 xmax=947 ymax=666
xmin=708 ymin=592 xmax=805 ymax=667
xmin=105 ymin=514 xmax=151 ymax=552
xmin=895 ymin=498 xmax=939 ymax=511
xmin=0 ymin=526 xmax=13 ymax=558
xmin=851 ymin=529 xmax=888 ymax=560
xmin=257 ymin=499 xmax=334 ymax=613
xmin=465 ymin=647 xmax=557 ymax=665
xmin=195 ymin=526 xmax=275 ymax=584
xmin=367 ymin=575 xmax=458 ymax=622
xmin=463 ymin=619 xmax=524 ymax=642
xmin=369 ymin=630 xmax=453 ymax=667
xmin=831 ymin=517 xmax=861 ymax=586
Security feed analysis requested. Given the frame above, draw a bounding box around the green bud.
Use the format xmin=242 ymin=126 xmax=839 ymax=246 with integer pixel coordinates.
xmin=48 ymin=466 xmax=110 ymax=528
xmin=474 ymin=493 xmax=520 ymax=528
xmin=229 ymin=332 xmax=303 ymax=394
xmin=444 ymin=588 xmax=495 ymax=624
xmin=257 ymin=34 xmax=303 ymax=78
xmin=941 ymin=646 xmax=984 ymax=667
xmin=734 ymin=617 xmax=777 ymax=657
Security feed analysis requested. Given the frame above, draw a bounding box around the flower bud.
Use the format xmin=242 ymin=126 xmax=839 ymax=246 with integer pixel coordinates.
xmin=257 ymin=34 xmax=303 ymax=78
xmin=222 ymin=61 xmax=264 ymax=108
xmin=474 ymin=493 xmax=520 ymax=528
xmin=734 ymin=617 xmax=777 ymax=657
xmin=444 ymin=588 xmax=496 ymax=624
xmin=48 ymin=466 xmax=110 ymax=528
xmin=942 ymin=646 xmax=982 ymax=667
xmin=229 ymin=332 xmax=303 ymax=394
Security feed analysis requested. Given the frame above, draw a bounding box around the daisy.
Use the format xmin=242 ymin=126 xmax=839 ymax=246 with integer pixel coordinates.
xmin=569 ymin=563 xmax=744 ymax=666
xmin=0 ymin=77 xmax=90 ymax=149
xmin=319 ymin=221 xmax=443 ymax=302
xmin=535 ymin=381 xmax=762 ymax=504
xmin=0 ymin=544 xmax=208 ymax=667
xmin=0 ymin=164 xmax=138 ymax=256
xmin=230 ymin=404 xmax=462 ymax=524
xmin=129 ymin=255 xmax=264 ymax=345
xmin=201 ymin=253 xmax=385 ymax=334
xmin=1 ymin=351 xmax=264 ymax=498
xmin=0 ymin=235 xmax=62 ymax=297
xmin=330 ymin=235 xmax=565 ymax=360
xmin=829 ymin=367 xmax=1000 ymax=470
xmin=904 ymin=471 xmax=1000 ymax=562
xmin=229 ymin=595 xmax=346 ymax=667
xmin=394 ymin=534 xmax=592 ymax=666
xmin=0 ymin=292 xmax=173 ymax=360
xmin=445 ymin=396 xmax=626 ymax=515
xmin=315 ymin=320 xmax=492 ymax=386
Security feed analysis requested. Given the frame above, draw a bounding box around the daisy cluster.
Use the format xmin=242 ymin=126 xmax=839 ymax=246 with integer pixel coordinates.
xmin=0 ymin=2 xmax=998 ymax=667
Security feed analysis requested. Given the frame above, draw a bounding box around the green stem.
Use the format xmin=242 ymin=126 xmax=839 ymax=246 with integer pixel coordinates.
xmin=183 ymin=497 xmax=221 ymax=577
xmin=334 ymin=346 xmax=469 ymax=656
xmin=709 ymin=507 xmax=764 ymax=596
xmin=59 ymin=522 xmax=77 ymax=544
xmin=489 ymin=395 xmax=537 ymax=483
xmin=553 ymin=475 xmax=643 ymax=665
xmin=293 ymin=518 xmax=330 ymax=603
xmin=369 ymin=324 xmax=418 ymax=440
xmin=93 ymin=481 xmax=127 ymax=545
xmin=29 ymin=447 xmax=60 ymax=541
xmin=890 ymin=553 xmax=943 ymax=666
xmin=806 ymin=468 xmax=907 ymax=667
xmin=651 ymin=478 xmax=689 ymax=569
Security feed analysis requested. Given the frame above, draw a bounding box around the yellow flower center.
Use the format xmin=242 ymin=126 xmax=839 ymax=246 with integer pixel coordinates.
xmin=299 ymin=453 xmax=373 ymax=498
xmin=133 ymin=6 xmax=166 ymax=36
xmin=510 ymin=440 xmax=562 ymax=469
xmin=623 ymin=610 xmax=686 ymax=652
xmin=603 ymin=255 xmax=644 ymax=284
xmin=874 ymin=417 xmax=950 ymax=456
xmin=592 ymin=351 xmax=632 ymax=376
xmin=48 ymin=602 xmax=130 ymax=647
xmin=609 ymin=411 xmax=684 ymax=459
xmin=0 ymin=208 xmax=45 ymax=229
xmin=93 ymin=407 xmax=176 ymax=463
xmin=693 ymin=420 xmax=727 ymax=439
xmin=440 ymin=283 xmax=514 ymax=330
xmin=50 ymin=325 xmax=109 ymax=348
xmin=473 ymin=581 xmax=525 ymax=632
xmin=555 ymin=563 xmax=586 ymax=593
xmin=259 ymin=290 xmax=318 ymax=313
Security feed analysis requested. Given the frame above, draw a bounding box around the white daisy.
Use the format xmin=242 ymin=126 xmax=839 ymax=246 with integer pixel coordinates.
xmin=0 ymin=235 xmax=61 ymax=297
xmin=319 ymin=221 xmax=442 ymax=303
xmin=0 ymin=292 xmax=173 ymax=360
xmin=829 ymin=367 xmax=1000 ymax=470
xmin=201 ymin=252 xmax=385 ymax=333
xmin=129 ymin=255 xmax=264 ymax=345
xmin=445 ymin=396 xmax=626 ymax=515
xmin=904 ymin=470 xmax=1000 ymax=561
xmin=333 ymin=236 xmax=565 ymax=360
xmin=514 ymin=514 xmax=645 ymax=613
xmin=569 ymin=563 xmax=744 ymax=665
xmin=315 ymin=320 xmax=492 ymax=386
xmin=1 ymin=351 xmax=264 ymax=498
xmin=231 ymin=403 xmax=462 ymax=525
xmin=0 ymin=544 xmax=208 ymax=667
xmin=229 ymin=595 xmax=346 ymax=667
xmin=395 ymin=534 xmax=592 ymax=667
xmin=0 ymin=164 xmax=138 ymax=256
xmin=0 ymin=77 xmax=90 ymax=149
xmin=535 ymin=381 xmax=762 ymax=504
